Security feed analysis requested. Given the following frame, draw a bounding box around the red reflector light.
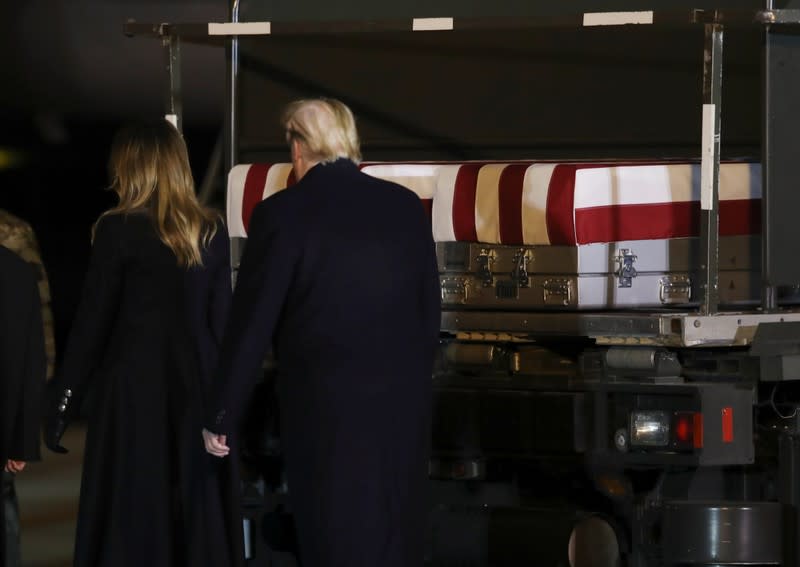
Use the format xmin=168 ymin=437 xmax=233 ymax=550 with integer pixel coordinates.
xmin=675 ymin=414 xmax=692 ymax=443
xmin=693 ymin=412 xmax=703 ymax=449
xmin=722 ymin=407 xmax=734 ymax=443
xmin=673 ymin=412 xmax=703 ymax=449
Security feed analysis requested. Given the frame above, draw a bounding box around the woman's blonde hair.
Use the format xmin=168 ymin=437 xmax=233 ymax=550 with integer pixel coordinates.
xmin=281 ymin=98 xmax=362 ymax=164
xmin=98 ymin=119 xmax=218 ymax=267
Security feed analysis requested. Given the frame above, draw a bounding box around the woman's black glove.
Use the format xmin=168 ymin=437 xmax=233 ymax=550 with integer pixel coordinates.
xmin=44 ymin=414 xmax=68 ymax=454
xmin=43 ymin=383 xmax=74 ymax=454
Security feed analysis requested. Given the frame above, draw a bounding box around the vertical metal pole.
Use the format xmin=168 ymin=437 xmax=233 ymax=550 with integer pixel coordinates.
xmin=225 ymin=0 xmax=241 ymax=175
xmin=762 ymin=0 xmax=776 ymax=311
xmin=226 ymin=1 xmax=242 ymax=284
xmin=762 ymin=18 xmax=777 ymax=312
xmin=163 ymin=34 xmax=183 ymax=132
xmin=699 ymin=24 xmax=723 ymax=316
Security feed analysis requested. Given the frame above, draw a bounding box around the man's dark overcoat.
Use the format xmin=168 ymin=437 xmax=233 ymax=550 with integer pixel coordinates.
xmin=206 ymin=158 xmax=442 ymax=567
xmin=51 ymin=214 xmax=242 ymax=567
xmin=0 ymin=245 xmax=45 ymax=567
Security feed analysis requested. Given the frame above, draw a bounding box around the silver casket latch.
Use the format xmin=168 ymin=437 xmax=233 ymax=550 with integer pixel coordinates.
xmin=543 ymin=278 xmax=573 ymax=306
xmin=494 ymin=249 xmax=533 ymax=300
xmin=476 ymin=248 xmax=495 ymax=287
xmin=441 ymin=276 xmax=470 ymax=304
xmin=659 ymin=275 xmax=692 ymax=304
xmin=617 ymin=248 xmax=638 ymax=288
xmin=511 ymin=248 xmax=532 ymax=288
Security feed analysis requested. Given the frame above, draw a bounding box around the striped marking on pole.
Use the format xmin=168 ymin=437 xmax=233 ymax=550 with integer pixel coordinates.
xmin=582 ymin=11 xmax=654 ymax=26
xmin=207 ymin=22 xmax=272 ymax=35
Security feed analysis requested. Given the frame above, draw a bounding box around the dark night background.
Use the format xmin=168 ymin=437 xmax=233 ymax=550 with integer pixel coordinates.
xmin=0 ymin=1 xmax=229 ymax=359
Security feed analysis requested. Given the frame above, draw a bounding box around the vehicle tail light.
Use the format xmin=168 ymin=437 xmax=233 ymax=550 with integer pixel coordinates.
xmin=630 ymin=411 xmax=670 ymax=447
xmin=673 ymin=411 xmax=702 ymax=449
xmin=629 ymin=410 xmax=701 ymax=450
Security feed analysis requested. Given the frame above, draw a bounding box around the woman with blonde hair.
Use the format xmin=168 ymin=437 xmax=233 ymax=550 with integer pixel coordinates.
xmin=44 ymin=119 xmax=242 ymax=567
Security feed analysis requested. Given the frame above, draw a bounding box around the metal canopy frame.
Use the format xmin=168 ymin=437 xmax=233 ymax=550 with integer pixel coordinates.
xmin=122 ymin=6 xmax=800 ymax=347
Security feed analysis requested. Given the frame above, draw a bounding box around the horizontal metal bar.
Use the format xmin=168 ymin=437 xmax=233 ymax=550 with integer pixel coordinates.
xmin=441 ymin=309 xmax=800 ymax=348
xmin=756 ymin=9 xmax=800 ymax=25
xmin=123 ymin=22 xmax=225 ymax=45
xmin=122 ymin=22 xmax=162 ymax=37
xmin=123 ymin=10 xmax=771 ymax=42
xmin=682 ymin=312 xmax=800 ymax=347
xmin=440 ymin=310 xmax=666 ymax=339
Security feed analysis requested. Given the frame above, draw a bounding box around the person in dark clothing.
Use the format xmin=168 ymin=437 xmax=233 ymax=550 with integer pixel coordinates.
xmin=203 ymin=98 xmax=441 ymax=567
xmin=43 ymin=119 xmax=243 ymax=567
xmin=0 ymin=209 xmax=56 ymax=567
xmin=0 ymin=245 xmax=45 ymax=567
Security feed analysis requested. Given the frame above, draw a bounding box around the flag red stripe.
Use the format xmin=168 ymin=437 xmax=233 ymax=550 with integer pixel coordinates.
xmin=573 ymin=200 xmax=761 ymax=244
xmin=546 ymin=165 xmax=578 ymax=245
xmin=498 ymin=164 xmax=528 ymax=244
xmin=242 ymin=164 xmax=271 ymax=233
xmin=452 ymin=165 xmax=481 ymax=242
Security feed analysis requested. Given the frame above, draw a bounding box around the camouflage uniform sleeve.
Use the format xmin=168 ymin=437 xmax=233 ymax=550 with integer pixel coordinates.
xmin=0 ymin=210 xmax=57 ymax=379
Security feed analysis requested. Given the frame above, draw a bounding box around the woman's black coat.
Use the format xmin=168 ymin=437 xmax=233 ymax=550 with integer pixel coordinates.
xmin=0 ymin=245 xmax=45 ymax=567
xmin=52 ymin=214 xmax=242 ymax=567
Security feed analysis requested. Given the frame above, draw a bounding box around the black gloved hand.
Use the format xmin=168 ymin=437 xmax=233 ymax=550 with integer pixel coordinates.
xmin=43 ymin=383 xmax=74 ymax=454
xmin=44 ymin=413 xmax=68 ymax=454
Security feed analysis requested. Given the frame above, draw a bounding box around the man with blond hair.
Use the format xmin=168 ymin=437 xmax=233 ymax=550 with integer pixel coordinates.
xmin=204 ymin=97 xmax=441 ymax=566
